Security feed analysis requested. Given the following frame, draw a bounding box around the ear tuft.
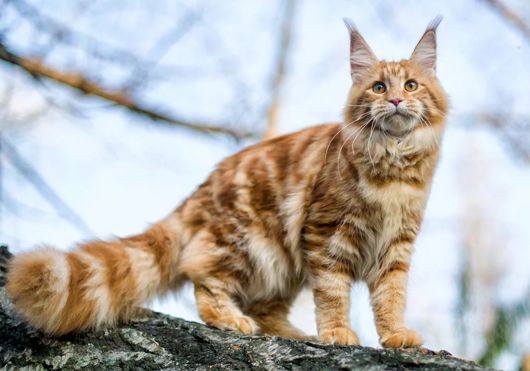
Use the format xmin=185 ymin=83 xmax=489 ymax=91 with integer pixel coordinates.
xmin=342 ymin=17 xmax=358 ymax=35
xmin=427 ymin=15 xmax=443 ymax=32
xmin=343 ymin=18 xmax=377 ymax=82
xmin=410 ymin=16 xmax=442 ymax=76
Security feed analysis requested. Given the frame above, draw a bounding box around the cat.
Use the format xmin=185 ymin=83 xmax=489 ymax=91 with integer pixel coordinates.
xmin=6 ymin=17 xmax=448 ymax=348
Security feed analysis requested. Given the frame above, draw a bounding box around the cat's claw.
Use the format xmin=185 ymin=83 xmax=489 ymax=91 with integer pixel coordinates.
xmin=381 ymin=328 xmax=423 ymax=348
xmin=319 ymin=327 xmax=360 ymax=346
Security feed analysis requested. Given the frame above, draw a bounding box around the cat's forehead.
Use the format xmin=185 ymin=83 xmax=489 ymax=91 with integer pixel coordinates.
xmin=375 ymin=60 xmax=414 ymax=80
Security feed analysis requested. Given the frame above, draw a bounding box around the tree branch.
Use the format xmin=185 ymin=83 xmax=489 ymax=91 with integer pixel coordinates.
xmin=1 ymin=137 xmax=94 ymax=236
xmin=263 ymin=0 xmax=297 ymax=139
xmin=0 ymin=42 xmax=256 ymax=139
xmin=477 ymin=112 xmax=530 ymax=163
xmin=7 ymin=0 xmax=185 ymax=71
xmin=482 ymin=0 xmax=530 ymax=42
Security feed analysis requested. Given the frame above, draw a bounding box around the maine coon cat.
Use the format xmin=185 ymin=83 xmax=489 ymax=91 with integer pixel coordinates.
xmin=6 ymin=17 xmax=448 ymax=348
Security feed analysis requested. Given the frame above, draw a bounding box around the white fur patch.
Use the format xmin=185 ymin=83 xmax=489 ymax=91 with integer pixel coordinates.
xmin=45 ymin=249 xmax=70 ymax=296
xmin=282 ymin=136 xmax=328 ymax=273
xmin=356 ymin=176 xmax=425 ymax=282
xmin=160 ymin=215 xmax=184 ymax=246
xmin=362 ymin=128 xmax=441 ymax=165
xmin=43 ymin=250 xmax=70 ymax=327
xmin=283 ymin=191 xmax=305 ymax=251
xmin=327 ymin=233 xmax=360 ymax=262
xmin=359 ymin=177 xmax=425 ymax=206
xmin=244 ymin=233 xmax=294 ymax=301
xmin=233 ymin=161 xmax=258 ymax=218
xmin=75 ymin=250 xmax=112 ymax=326
xmin=124 ymin=247 xmax=161 ymax=304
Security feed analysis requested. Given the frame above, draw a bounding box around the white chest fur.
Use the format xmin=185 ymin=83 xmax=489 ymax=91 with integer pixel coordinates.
xmin=356 ymin=176 xmax=427 ymax=279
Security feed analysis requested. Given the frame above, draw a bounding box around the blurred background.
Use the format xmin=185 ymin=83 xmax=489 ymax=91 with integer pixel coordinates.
xmin=0 ymin=0 xmax=529 ymax=369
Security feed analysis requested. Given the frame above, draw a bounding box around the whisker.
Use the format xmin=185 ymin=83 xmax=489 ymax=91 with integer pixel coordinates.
xmin=418 ymin=114 xmax=440 ymax=148
xmin=336 ymin=123 xmax=367 ymax=179
xmin=347 ymin=103 xmax=373 ymax=108
xmin=350 ymin=120 xmax=371 ymax=154
xmin=324 ymin=121 xmax=355 ymax=168
xmin=366 ymin=121 xmax=376 ymax=170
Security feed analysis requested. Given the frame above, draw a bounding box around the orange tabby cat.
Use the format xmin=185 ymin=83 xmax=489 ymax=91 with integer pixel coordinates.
xmin=6 ymin=17 xmax=447 ymax=348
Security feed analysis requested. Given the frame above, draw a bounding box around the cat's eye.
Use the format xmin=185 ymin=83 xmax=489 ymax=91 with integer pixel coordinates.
xmin=372 ymin=82 xmax=387 ymax=94
xmin=404 ymin=79 xmax=418 ymax=92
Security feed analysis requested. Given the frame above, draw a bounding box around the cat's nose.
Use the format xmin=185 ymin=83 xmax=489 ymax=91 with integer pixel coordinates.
xmin=389 ymin=98 xmax=403 ymax=107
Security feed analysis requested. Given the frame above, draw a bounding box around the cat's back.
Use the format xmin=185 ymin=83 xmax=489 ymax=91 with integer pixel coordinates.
xmin=187 ymin=123 xmax=340 ymax=202
xmin=176 ymin=123 xmax=341 ymax=242
xmin=218 ymin=123 xmax=341 ymax=177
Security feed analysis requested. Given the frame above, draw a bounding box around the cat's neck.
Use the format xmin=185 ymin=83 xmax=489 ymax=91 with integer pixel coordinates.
xmin=337 ymin=124 xmax=444 ymax=185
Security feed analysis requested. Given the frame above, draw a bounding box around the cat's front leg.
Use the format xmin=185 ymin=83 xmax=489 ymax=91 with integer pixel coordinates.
xmin=311 ymin=269 xmax=359 ymax=346
xmin=368 ymin=261 xmax=422 ymax=348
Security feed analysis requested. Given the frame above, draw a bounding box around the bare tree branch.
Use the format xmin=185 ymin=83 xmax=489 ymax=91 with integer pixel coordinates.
xmin=263 ymin=0 xmax=297 ymax=139
xmin=482 ymin=0 xmax=530 ymax=42
xmin=124 ymin=7 xmax=203 ymax=91
xmin=1 ymin=136 xmax=94 ymax=236
xmin=0 ymin=42 xmax=256 ymax=139
xmin=8 ymin=0 xmax=165 ymax=68
xmin=477 ymin=112 xmax=530 ymax=163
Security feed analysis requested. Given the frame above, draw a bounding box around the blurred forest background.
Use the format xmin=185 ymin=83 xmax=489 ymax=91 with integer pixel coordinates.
xmin=0 ymin=0 xmax=529 ymax=369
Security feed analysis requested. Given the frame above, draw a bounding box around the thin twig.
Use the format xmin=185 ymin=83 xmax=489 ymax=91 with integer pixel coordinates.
xmin=1 ymin=137 xmax=94 ymax=236
xmin=124 ymin=7 xmax=202 ymax=91
xmin=263 ymin=0 xmax=297 ymax=139
xmin=0 ymin=42 xmax=256 ymax=139
xmin=477 ymin=112 xmax=530 ymax=163
xmin=482 ymin=0 xmax=530 ymax=42
xmin=7 ymin=0 xmax=166 ymax=67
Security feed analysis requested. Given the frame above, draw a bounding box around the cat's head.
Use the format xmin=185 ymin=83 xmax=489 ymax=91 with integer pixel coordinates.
xmin=343 ymin=17 xmax=448 ymax=138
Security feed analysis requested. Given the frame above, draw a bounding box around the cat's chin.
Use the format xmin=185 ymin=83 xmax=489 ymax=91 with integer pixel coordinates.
xmin=378 ymin=114 xmax=417 ymax=137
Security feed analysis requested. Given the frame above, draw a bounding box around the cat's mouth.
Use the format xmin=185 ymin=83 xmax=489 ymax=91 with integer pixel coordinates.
xmin=390 ymin=105 xmax=413 ymax=117
xmin=378 ymin=112 xmax=417 ymax=137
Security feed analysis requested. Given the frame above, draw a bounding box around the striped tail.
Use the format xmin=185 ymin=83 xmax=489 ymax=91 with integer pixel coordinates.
xmin=5 ymin=216 xmax=183 ymax=335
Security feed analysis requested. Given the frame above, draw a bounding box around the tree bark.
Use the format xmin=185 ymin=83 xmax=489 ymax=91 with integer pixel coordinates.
xmin=0 ymin=246 xmax=493 ymax=370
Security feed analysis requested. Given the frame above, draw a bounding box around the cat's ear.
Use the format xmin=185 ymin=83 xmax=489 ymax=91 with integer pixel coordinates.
xmin=343 ymin=18 xmax=377 ymax=82
xmin=410 ymin=16 xmax=442 ymax=76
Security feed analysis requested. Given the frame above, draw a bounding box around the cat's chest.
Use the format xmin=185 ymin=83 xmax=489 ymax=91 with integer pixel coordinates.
xmin=356 ymin=176 xmax=427 ymax=244
xmin=336 ymin=179 xmax=427 ymax=280
xmin=358 ymin=174 xmax=426 ymax=208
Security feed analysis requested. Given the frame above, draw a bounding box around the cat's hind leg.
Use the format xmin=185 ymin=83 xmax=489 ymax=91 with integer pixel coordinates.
xmin=194 ymin=279 xmax=258 ymax=335
xmin=248 ymin=300 xmax=308 ymax=340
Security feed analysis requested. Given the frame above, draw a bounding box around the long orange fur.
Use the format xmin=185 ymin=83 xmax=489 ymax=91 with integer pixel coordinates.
xmin=6 ymin=18 xmax=448 ymax=347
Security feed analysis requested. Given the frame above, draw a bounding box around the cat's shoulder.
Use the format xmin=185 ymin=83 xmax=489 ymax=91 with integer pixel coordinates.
xmin=242 ymin=123 xmax=341 ymax=154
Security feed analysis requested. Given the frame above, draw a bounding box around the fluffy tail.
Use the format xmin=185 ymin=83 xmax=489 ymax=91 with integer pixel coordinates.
xmin=6 ymin=216 xmax=183 ymax=335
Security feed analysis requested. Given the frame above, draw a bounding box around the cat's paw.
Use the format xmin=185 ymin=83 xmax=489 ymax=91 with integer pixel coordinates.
xmin=129 ymin=307 xmax=153 ymax=320
xmin=381 ymin=328 xmax=423 ymax=348
xmin=319 ymin=327 xmax=360 ymax=346
xmin=215 ymin=315 xmax=258 ymax=335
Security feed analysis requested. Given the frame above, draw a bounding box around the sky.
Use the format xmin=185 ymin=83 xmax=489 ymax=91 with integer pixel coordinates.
xmin=1 ymin=1 xmax=529 ymax=369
